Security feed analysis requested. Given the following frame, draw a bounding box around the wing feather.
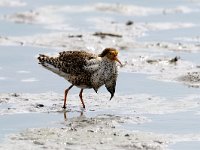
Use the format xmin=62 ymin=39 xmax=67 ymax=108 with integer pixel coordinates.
xmin=58 ymin=51 xmax=98 ymax=75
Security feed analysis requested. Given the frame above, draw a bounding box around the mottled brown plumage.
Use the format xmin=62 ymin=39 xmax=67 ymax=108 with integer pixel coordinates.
xmin=38 ymin=48 xmax=122 ymax=109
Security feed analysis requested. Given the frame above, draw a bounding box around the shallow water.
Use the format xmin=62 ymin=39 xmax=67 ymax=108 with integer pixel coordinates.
xmin=125 ymin=111 xmax=200 ymax=134
xmin=3 ymin=45 xmax=198 ymax=96
xmin=0 ymin=113 xmax=61 ymax=141
xmin=170 ymin=141 xmax=200 ymax=150
xmin=1 ymin=0 xmax=200 ymax=149
xmin=0 ymin=111 xmax=85 ymax=141
xmin=0 ymin=45 xmax=200 ymax=98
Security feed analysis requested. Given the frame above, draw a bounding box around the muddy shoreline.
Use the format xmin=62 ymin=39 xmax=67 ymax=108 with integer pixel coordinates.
xmin=0 ymin=92 xmax=200 ymax=149
xmin=1 ymin=0 xmax=200 ymax=149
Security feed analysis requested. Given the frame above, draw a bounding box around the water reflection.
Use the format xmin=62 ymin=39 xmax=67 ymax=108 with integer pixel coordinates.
xmin=63 ymin=109 xmax=84 ymax=121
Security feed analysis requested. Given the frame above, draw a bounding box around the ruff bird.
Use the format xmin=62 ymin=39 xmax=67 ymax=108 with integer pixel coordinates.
xmin=38 ymin=48 xmax=122 ymax=109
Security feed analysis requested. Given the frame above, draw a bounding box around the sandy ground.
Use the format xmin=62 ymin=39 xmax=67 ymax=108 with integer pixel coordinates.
xmin=1 ymin=0 xmax=200 ymax=149
xmin=0 ymin=92 xmax=200 ymax=149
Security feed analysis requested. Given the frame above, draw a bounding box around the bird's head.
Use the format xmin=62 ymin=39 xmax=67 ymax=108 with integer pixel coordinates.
xmin=98 ymin=48 xmax=122 ymax=66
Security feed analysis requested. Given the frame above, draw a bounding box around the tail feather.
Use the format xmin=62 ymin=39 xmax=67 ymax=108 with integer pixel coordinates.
xmin=38 ymin=54 xmax=66 ymax=77
xmin=38 ymin=54 xmax=52 ymax=64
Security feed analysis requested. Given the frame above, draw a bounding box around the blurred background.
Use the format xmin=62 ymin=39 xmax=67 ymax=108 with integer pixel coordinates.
xmin=1 ymin=0 xmax=200 ymax=93
xmin=1 ymin=1 xmax=200 ymax=149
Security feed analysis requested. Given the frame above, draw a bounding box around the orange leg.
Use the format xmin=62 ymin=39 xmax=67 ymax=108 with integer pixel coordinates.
xmin=79 ymin=89 xmax=85 ymax=108
xmin=63 ymin=85 xmax=73 ymax=109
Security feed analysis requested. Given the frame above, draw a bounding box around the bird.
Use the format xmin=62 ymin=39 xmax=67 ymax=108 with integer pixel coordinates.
xmin=37 ymin=48 xmax=122 ymax=109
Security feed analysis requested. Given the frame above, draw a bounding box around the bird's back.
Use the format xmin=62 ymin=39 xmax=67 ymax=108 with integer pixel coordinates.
xmin=38 ymin=51 xmax=98 ymax=88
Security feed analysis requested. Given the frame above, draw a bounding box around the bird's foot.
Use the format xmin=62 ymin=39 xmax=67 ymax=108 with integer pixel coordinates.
xmin=62 ymin=105 xmax=66 ymax=109
xmin=80 ymin=106 xmax=86 ymax=111
xmin=81 ymin=104 xmax=85 ymax=109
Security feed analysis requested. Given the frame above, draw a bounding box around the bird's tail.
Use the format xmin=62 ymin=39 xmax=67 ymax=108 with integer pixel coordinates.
xmin=38 ymin=54 xmax=57 ymax=66
xmin=38 ymin=54 xmax=64 ymax=76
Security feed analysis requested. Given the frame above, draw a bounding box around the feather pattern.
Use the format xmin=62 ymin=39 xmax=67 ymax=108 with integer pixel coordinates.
xmin=38 ymin=48 xmax=120 ymax=108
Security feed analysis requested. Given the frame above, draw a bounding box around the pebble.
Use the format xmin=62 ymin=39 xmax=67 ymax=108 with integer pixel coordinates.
xmin=36 ymin=104 xmax=44 ymax=108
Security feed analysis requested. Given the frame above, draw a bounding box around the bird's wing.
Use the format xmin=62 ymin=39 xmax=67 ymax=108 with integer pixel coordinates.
xmin=58 ymin=51 xmax=99 ymax=75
